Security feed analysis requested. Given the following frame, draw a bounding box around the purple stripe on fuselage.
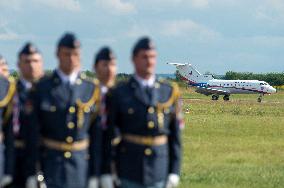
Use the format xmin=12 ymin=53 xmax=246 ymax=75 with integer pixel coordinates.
xmin=208 ymin=85 xmax=267 ymax=94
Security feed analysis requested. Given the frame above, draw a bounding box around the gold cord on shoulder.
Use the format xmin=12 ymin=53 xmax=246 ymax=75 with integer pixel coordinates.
xmin=157 ymin=82 xmax=180 ymax=109
xmin=156 ymin=82 xmax=180 ymax=129
xmin=76 ymin=79 xmax=101 ymax=128
xmin=0 ymin=77 xmax=16 ymax=108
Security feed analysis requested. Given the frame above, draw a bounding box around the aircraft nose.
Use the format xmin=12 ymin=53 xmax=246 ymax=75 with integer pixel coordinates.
xmin=270 ymin=87 xmax=277 ymax=93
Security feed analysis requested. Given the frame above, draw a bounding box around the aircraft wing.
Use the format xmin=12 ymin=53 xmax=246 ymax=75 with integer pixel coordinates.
xmin=195 ymin=86 xmax=230 ymax=96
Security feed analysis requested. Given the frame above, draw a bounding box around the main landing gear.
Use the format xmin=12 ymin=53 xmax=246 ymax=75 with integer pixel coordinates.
xmin=212 ymin=95 xmax=219 ymax=100
xmin=223 ymin=95 xmax=230 ymax=101
xmin=211 ymin=94 xmax=230 ymax=101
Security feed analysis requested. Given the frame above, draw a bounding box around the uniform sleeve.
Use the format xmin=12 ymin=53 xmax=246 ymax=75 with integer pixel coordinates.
xmin=88 ymin=115 xmax=103 ymax=177
xmin=101 ymin=89 xmax=119 ymax=174
xmin=24 ymin=87 xmax=41 ymax=177
xmin=168 ymin=98 xmax=182 ymax=175
xmin=3 ymin=103 xmax=14 ymax=176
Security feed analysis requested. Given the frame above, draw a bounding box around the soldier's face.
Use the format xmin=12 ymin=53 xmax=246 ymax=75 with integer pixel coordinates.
xmin=57 ymin=47 xmax=81 ymax=75
xmin=133 ymin=49 xmax=157 ymax=79
xmin=95 ymin=59 xmax=117 ymax=87
xmin=18 ymin=53 xmax=44 ymax=81
xmin=0 ymin=63 xmax=9 ymax=78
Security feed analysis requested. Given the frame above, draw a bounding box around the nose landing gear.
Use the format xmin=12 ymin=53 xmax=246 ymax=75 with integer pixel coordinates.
xmin=257 ymin=93 xmax=264 ymax=103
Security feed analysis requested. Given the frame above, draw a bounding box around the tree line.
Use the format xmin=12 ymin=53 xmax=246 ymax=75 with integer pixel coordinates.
xmin=224 ymin=71 xmax=284 ymax=86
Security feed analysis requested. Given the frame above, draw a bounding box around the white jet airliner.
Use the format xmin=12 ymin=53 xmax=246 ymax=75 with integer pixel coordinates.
xmin=168 ymin=63 xmax=277 ymax=102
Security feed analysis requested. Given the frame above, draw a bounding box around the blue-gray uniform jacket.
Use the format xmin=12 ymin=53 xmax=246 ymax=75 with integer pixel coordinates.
xmin=25 ymin=71 xmax=102 ymax=188
xmin=0 ymin=76 xmax=15 ymax=180
xmin=11 ymin=80 xmax=37 ymax=186
xmin=104 ymin=76 xmax=182 ymax=186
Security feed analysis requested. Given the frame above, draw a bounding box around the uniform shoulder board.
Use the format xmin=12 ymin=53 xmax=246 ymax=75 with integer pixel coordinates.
xmin=157 ymin=77 xmax=166 ymax=83
xmin=157 ymin=78 xmax=174 ymax=87
xmin=79 ymin=72 xmax=88 ymax=80
xmin=79 ymin=73 xmax=99 ymax=84
xmin=105 ymin=80 xmax=127 ymax=98
xmin=33 ymin=75 xmax=50 ymax=88
xmin=32 ymin=74 xmax=53 ymax=91
xmin=157 ymin=78 xmax=172 ymax=89
xmin=158 ymin=78 xmax=179 ymax=92
xmin=39 ymin=74 xmax=51 ymax=82
xmin=116 ymin=80 xmax=128 ymax=87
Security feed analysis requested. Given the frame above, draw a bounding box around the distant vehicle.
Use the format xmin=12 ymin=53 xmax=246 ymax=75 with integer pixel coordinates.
xmin=168 ymin=63 xmax=277 ymax=102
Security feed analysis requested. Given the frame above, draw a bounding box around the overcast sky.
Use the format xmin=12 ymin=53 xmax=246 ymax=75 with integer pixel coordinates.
xmin=0 ymin=0 xmax=283 ymax=74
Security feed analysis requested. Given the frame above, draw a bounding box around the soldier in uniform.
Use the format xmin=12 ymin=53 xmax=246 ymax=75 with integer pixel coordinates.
xmin=0 ymin=76 xmax=16 ymax=187
xmin=0 ymin=55 xmax=13 ymax=187
xmin=0 ymin=56 xmax=10 ymax=78
xmin=94 ymin=47 xmax=116 ymax=97
xmin=25 ymin=32 xmax=102 ymax=188
xmin=103 ymin=37 xmax=183 ymax=188
xmin=10 ymin=42 xmax=44 ymax=188
xmin=93 ymin=47 xmax=117 ymax=187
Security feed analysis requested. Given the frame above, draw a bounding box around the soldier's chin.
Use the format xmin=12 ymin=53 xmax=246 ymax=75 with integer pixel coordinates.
xmin=64 ymin=67 xmax=78 ymax=74
xmin=145 ymin=69 xmax=155 ymax=75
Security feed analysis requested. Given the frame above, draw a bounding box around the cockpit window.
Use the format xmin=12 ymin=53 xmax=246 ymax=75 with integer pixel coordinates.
xmin=260 ymin=82 xmax=268 ymax=86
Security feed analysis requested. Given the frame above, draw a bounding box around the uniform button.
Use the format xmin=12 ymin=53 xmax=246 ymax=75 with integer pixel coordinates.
xmin=50 ymin=106 xmax=56 ymax=112
xmin=69 ymin=106 xmax=76 ymax=113
xmin=38 ymin=174 xmax=44 ymax=182
xmin=144 ymin=148 xmax=152 ymax=156
xmin=66 ymin=136 xmax=73 ymax=143
xmin=67 ymin=122 xmax=75 ymax=129
xmin=154 ymin=83 xmax=160 ymax=88
xmin=76 ymin=79 xmax=82 ymax=85
xmin=64 ymin=151 xmax=72 ymax=158
xmin=128 ymin=108 xmax=134 ymax=114
xmin=148 ymin=121 xmax=155 ymax=129
xmin=148 ymin=107 xmax=155 ymax=114
xmin=80 ymin=73 xmax=87 ymax=79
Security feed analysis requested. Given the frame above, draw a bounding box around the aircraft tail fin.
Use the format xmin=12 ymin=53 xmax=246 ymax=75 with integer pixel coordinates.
xmin=168 ymin=63 xmax=212 ymax=86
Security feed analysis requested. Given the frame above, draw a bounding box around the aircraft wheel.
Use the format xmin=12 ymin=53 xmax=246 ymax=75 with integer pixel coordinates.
xmin=212 ymin=95 xmax=219 ymax=100
xmin=223 ymin=95 xmax=230 ymax=101
xmin=257 ymin=97 xmax=262 ymax=103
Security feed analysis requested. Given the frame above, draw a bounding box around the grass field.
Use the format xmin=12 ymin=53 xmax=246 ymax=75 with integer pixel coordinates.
xmin=179 ymin=87 xmax=284 ymax=188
